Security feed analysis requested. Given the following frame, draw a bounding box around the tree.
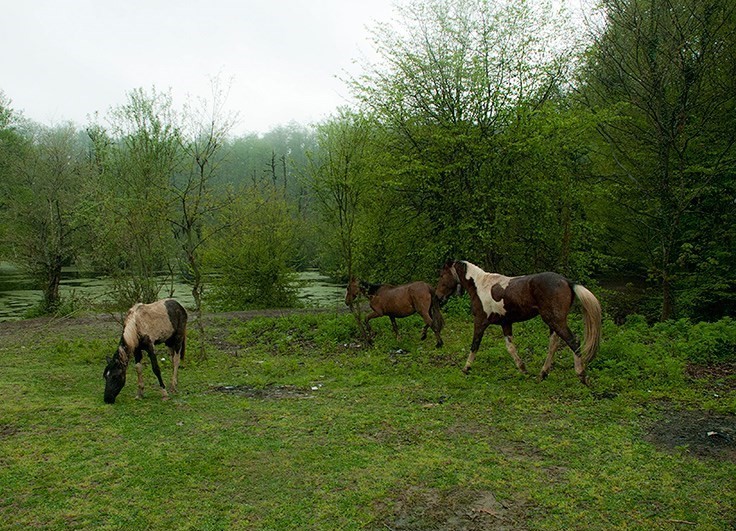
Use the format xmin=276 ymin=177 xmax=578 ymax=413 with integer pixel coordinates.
xmin=348 ymin=0 xmax=586 ymax=271
xmin=3 ymin=123 xmax=94 ymax=312
xmin=307 ymin=108 xmax=375 ymax=281
xmin=174 ymin=78 xmax=238 ymax=354
xmin=580 ymin=0 xmax=736 ymax=319
xmin=90 ymin=87 xmax=181 ymax=306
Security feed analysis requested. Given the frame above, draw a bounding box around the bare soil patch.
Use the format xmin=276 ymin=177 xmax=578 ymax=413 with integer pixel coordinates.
xmin=644 ymin=408 xmax=736 ymax=462
xmin=376 ymin=487 xmax=529 ymax=531
xmin=686 ymin=362 xmax=736 ymax=391
xmin=210 ymin=383 xmax=315 ymax=400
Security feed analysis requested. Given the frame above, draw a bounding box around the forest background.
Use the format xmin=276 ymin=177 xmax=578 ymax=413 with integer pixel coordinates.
xmin=1 ymin=0 xmax=734 ymax=325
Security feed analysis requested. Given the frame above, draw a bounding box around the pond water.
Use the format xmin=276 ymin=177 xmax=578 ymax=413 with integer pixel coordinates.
xmin=0 ymin=262 xmax=346 ymax=322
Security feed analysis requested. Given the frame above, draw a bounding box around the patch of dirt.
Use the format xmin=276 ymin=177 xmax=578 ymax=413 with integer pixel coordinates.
xmin=686 ymin=362 xmax=736 ymax=391
xmin=377 ymin=487 xmax=528 ymax=531
xmin=644 ymin=408 xmax=736 ymax=462
xmin=0 ymin=423 xmax=20 ymax=439
xmin=210 ymin=383 xmax=315 ymax=400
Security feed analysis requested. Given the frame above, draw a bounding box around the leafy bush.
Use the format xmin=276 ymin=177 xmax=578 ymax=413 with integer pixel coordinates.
xmin=204 ymin=188 xmax=301 ymax=311
xmin=676 ymin=318 xmax=736 ymax=365
xmin=591 ymin=316 xmax=736 ymax=393
xmin=228 ymin=313 xmax=358 ymax=355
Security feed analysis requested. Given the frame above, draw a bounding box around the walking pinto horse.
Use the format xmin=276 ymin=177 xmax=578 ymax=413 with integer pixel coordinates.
xmin=436 ymin=260 xmax=601 ymax=384
xmin=103 ymin=299 xmax=187 ymax=404
xmin=345 ymin=278 xmax=445 ymax=347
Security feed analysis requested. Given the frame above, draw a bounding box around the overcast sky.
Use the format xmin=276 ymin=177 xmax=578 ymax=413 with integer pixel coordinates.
xmin=2 ymin=0 xmax=397 ymax=135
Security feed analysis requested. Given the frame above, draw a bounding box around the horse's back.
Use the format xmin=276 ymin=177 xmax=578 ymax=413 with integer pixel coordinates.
xmin=374 ymin=281 xmax=432 ymax=316
xmin=525 ymin=272 xmax=575 ymax=311
xmin=499 ymin=272 xmax=572 ymax=317
xmin=128 ymin=299 xmax=186 ymax=343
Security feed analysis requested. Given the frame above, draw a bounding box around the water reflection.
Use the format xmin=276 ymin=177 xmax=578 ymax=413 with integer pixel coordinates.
xmin=0 ymin=263 xmax=346 ymax=322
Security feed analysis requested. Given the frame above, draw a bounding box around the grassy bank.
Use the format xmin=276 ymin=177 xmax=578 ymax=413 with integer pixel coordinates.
xmin=0 ymin=310 xmax=734 ymax=529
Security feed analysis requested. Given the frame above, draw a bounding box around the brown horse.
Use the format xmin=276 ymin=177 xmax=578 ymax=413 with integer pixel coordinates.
xmin=435 ymin=260 xmax=601 ymax=384
xmin=345 ymin=278 xmax=445 ymax=347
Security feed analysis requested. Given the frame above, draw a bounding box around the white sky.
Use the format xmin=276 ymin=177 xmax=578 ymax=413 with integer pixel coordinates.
xmin=2 ymin=0 xmax=397 ymax=135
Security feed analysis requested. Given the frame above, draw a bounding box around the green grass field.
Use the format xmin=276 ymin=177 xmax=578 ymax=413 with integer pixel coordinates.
xmin=1 ymin=309 xmax=734 ymax=530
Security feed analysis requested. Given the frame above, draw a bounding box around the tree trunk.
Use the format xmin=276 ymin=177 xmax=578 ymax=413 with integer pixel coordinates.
xmin=45 ymin=257 xmax=63 ymax=312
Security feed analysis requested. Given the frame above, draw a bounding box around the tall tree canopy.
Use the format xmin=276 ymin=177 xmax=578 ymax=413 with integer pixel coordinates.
xmin=581 ymin=0 xmax=736 ymax=319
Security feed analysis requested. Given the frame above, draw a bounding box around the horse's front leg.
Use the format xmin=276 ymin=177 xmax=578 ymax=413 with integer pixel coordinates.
xmin=364 ymin=312 xmax=379 ymax=338
xmin=134 ymin=349 xmax=145 ymax=399
xmin=464 ymin=320 xmax=490 ymax=374
xmin=146 ymin=347 xmax=169 ymax=400
xmin=502 ymin=324 xmax=527 ymax=374
xmin=389 ymin=316 xmax=400 ymax=340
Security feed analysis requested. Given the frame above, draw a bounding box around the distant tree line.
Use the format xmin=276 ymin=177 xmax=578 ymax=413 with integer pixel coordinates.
xmin=1 ymin=0 xmax=734 ymax=324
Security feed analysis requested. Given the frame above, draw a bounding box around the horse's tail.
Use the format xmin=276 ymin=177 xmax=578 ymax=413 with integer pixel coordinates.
xmin=430 ymin=293 xmax=445 ymax=333
xmin=573 ymin=284 xmax=602 ymax=364
xmin=180 ymin=329 xmax=186 ymax=361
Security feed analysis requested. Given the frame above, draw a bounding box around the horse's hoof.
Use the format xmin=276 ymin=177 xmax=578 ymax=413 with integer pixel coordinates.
xmin=435 ymin=341 xmax=443 ymax=349
xmin=539 ymin=371 xmax=548 ymax=381
xmin=462 ymin=366 xmax=471 ymax=375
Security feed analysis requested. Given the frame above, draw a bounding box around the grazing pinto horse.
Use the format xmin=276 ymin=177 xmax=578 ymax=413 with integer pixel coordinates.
xmin=345 ymin=278 xmax=445 ymax=347
xmin=103 ymin=299 xmax=187 ymax=404
xmin=436 ymin=261 xmax=601 ymax=384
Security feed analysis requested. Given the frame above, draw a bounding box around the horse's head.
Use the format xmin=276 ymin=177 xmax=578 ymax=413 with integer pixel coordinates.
xmin=436 ymin=260 xmax=463 ymax=303
xmin=103 ymin=349 xmax=127 ymax=404
xmin=345 ymin=278 xmax=362 ymax=306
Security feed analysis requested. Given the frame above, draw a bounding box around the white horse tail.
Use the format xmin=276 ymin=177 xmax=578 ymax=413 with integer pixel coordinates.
xmin=573 ymin=284 xmax=602 ymax=364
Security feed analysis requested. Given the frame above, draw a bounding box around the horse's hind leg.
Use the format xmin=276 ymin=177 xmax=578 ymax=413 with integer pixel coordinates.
xmin=552 ymin=324 xmax=587 ymax=385
xmin=418 ymin=308 xmax=442 ymax=348
xmin=502 ymin=324 xmax=527 ymax=374
xmin=170 ymin=347 xmax=180 ymax=394
xmin=539 ymin=331 xmax=561 ymax=381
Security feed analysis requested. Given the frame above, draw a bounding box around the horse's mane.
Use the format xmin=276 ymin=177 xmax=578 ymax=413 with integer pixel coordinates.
xmin=360 ymin=280 xmax=387 ymax=296
xmin=113 ymin=304 xmax=141 ymax=365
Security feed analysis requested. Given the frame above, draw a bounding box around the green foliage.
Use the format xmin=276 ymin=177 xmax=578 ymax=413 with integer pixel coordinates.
xmin=228 ymin=313 xmax=358 ymax=354
xmin=87 ymin=87 xmax=181 ymax=306
xmin=592 ymin=316 xmax=736 ymax=395
xmin=580 ymin=0 xmax=736 ymax=319
xmin=1 ymin=123 xmax=96 ymax=313
xmin=204 ymin=187 xmax=300 ymax=310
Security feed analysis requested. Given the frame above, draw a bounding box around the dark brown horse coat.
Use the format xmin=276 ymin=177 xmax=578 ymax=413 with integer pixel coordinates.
xmin=345 ymin=279 xmax=445 ymax=347
xmin=436 ymin=260 xmax=601 ymax=384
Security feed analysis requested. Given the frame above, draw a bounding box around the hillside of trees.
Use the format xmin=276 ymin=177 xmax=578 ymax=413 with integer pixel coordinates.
xmin=1 ymin=0 xmax=734 ymax=323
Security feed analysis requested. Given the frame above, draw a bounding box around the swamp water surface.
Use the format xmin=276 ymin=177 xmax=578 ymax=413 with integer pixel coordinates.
xmin=0 ymin=263 xmax=345 ymax=322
